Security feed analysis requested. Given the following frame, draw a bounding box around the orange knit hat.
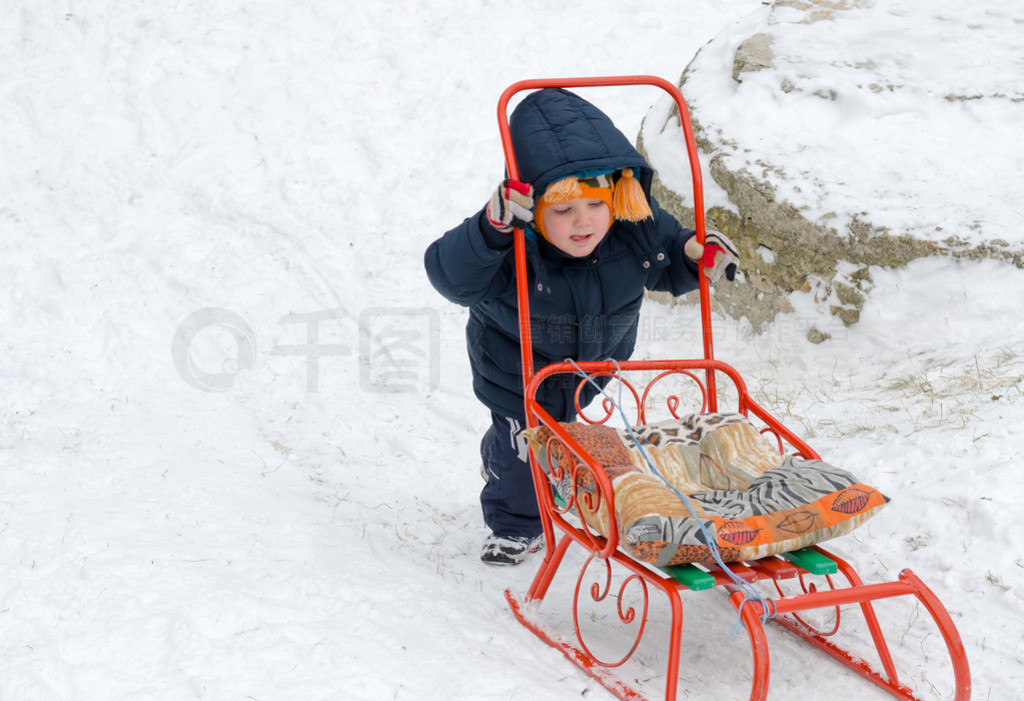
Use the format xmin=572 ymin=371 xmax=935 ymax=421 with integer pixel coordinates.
xmin=533 ymin=169 xmax=653 ymax=242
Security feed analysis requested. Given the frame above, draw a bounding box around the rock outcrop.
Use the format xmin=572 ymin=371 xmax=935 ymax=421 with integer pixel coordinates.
xmin=639 ymin=0 xmax=1024 ymax=340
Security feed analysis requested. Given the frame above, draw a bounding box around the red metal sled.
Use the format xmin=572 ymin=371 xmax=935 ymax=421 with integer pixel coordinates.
xmin=498 ymin=76 xmax=971 ymax=700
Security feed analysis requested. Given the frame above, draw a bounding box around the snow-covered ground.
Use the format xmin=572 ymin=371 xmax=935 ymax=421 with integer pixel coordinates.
xmin=1 ymin=1 xmax=1021 ymax=699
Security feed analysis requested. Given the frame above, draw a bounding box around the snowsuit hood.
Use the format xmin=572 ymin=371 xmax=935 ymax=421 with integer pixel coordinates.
xmin=509 ymin=89 xmax=663 ymax=266
xmin=510 ymin=88 xmax=654 ymax=202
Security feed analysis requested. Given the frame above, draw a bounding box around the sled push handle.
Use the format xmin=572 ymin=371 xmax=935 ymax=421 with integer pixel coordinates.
xmin=496 ymin=76 xmax=718 ymax=415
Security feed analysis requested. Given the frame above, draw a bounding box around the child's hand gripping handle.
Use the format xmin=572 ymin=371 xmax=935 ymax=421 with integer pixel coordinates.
xmin=686 ymin=230 xmax=739 ymax=283
xmin=486 ymin=179 xmax=535 ymax=234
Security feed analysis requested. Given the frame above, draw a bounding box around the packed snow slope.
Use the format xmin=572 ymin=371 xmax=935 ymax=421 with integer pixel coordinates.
xmin=1 ymin=2 xmax=1021 ymax=700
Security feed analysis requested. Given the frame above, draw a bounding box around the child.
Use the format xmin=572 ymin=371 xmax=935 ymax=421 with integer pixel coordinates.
xmin=424 ymin=88 xmax=738 ymax=565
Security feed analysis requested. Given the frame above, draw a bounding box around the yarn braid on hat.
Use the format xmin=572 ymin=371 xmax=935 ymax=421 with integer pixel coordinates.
xmin=532 ymin=169 xmax=653 ymax=242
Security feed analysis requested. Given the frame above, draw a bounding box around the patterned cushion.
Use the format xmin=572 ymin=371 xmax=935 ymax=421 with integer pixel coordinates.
xmin=523 ymin=413 xmax=889 ymax=566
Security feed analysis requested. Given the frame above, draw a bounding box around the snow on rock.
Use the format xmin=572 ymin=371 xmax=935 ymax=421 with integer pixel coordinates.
xmin=683 ymin=0 xmax=1024 ymax=246
xmin=642 ymin=0 xmax=1024 ymax=331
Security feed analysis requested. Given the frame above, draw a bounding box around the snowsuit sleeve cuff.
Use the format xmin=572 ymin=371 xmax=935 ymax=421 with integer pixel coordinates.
xmin=475 ymin=211 xmax=515 ymax=253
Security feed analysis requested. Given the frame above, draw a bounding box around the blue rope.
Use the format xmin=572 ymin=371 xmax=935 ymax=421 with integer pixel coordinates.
xmin=567 ymin=359 xmax=776 ymax=630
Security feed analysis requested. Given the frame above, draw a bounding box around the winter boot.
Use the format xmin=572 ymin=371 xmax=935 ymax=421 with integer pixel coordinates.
xmin=480 ymin=532 xmax=543 ymax=566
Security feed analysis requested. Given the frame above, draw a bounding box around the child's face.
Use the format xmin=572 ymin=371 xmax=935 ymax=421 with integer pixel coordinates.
xmin=541 ymin=198 xmax=612 ymax=258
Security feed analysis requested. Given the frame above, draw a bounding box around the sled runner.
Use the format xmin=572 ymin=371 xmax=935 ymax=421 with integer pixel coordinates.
xmin=498 ymin=76 xmax=970 ymax=700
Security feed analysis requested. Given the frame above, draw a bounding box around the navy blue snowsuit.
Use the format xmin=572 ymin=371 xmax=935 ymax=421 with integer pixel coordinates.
xmin=424 ymin=88 xmax=701 ymax=537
